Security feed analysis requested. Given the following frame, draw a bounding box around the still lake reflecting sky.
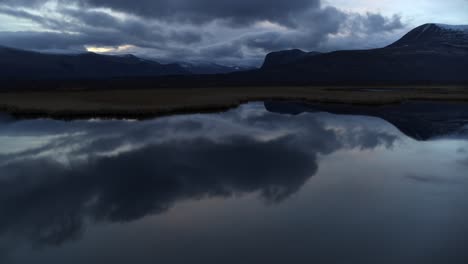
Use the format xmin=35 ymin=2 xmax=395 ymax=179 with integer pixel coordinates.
xmin=1 ymin=102 xmax=468 ymax=263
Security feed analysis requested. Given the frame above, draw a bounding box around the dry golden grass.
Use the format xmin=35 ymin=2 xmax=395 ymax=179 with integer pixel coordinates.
xmin=1 ymin=86 xmax=468 ymax=119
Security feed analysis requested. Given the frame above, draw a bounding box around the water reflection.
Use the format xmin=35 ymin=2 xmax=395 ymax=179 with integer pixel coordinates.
xmin=0 ymin=104 xmax=398 ymax=245
xmin=265 ymin=101 xmax=468 ymax=140
xmin=1 ymin=102 xmax=468 ymax=263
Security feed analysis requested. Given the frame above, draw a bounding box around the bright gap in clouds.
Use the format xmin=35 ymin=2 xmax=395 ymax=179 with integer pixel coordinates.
xmin=255 ymin=20 xmax=290 ymax=32
xmin=85 ymin=44 xmax=135 ymax=53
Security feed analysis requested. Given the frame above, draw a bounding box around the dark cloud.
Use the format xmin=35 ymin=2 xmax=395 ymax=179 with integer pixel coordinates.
xmin=344 ymin=12 xmax=405 ymax=34
xmin=0 ymin=31 xmax=89 ymax=51
xmin=0 ymin=6 xmax=51 ymax=25
xmin=0 ymin=0 xmax=46 ymax=6
xmin=0 ymin=6 xmax=169 ymax=50
xmin=362 ymin=13 xmax=404 ymax=33
xmin=0 ymin=0 xmax=406 ymax=65
xmin=78 ymin=0 xmax=320 ymax=26
xmin=200 ymin=42 xmax=244 ymax=59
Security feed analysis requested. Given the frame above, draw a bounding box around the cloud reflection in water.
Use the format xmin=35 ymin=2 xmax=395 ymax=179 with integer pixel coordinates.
xmin=0 ymin=103 xmax=399 ymax=247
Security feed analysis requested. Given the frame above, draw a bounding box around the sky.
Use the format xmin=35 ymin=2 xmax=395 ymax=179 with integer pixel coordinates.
xmin=0 ymin=0 xmax=466 ymax=66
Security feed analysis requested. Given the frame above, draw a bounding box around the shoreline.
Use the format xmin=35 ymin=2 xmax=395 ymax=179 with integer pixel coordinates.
xmin=1 ymin=86 xmax=468 ymax=120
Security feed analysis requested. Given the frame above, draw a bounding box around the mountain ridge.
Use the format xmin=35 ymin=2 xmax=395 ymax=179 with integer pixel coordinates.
xmin=0 ymin=46 xmax=252 ymax=79
xmin=255 ymin=23 xmax=468 ymax=83
xmin=0 ymin=23 xmax=467 ymax=84
xmin=0 ymin=46 xmax=189 ymax=79
xmin=262 ymin=49 xmax=321 ymax=69
xmin=263 ymin=23 xmax=468 ymax=69
xmin=387 ymin=23 xmax=468 ymax=49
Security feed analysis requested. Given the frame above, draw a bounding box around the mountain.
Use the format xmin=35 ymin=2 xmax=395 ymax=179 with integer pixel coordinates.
xmin=262 ymin=49 xmax=321 ymax=69
xmin=0 ymin=23 xmax=466 ymax=84
xmin=0 ymin=46 xmax=188 ymax=80
xmin=256 ymin=23 xmax=468 ymax=83
xmin=0 ymin=46 xmax=255 ymax=80
xmin=388 ymin=24 xmax=468 ymax=49
xmin=179 ymin=61 xmax=255 ymax=74
xmin=264 ymin=101 xmax=468 ymax=141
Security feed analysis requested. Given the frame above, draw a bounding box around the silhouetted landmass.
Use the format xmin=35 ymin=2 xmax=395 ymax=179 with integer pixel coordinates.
xmin=256 ymin=24 xmax=468 ymax=83
xmin=0 ymin=24 xmax=468 ymax=120
xmin=265 ymin=100 xmax=468 ymax=141
xmin=1 ymin=86 xmax=468 ymax=120
xmin=0 ymin=47 xmax=254 ymax=80
xmin=388 ymin=24 xmax=468 ymax=49
xmin=0 ymin=23 xmax=467 ymax=87
xmin=261 ymin=49 xmax=321 ymax=69
xmin=179 ymin=61 xmax=255 ymax=74
xmin=0 ymin=46 xmax=189 ymax=79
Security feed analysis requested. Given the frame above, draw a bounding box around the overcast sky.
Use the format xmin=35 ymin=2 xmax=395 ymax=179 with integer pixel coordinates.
xmin=0 ymin=0 xmax=466 ymax=65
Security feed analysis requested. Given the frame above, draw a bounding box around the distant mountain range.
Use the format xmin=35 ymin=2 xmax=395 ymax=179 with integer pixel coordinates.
xmin=0 ymin=23 xmax=467 ymax=84
xmin=0 ymin=46 xmax=252 ymax=80
xmin=179 ymin=62 xmax=255 ymax=75
xmin=0 ymin=47 xmax=187 ymax=79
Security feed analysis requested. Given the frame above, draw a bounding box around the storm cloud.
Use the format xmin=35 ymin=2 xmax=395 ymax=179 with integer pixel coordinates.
xmin=78 ymin=0 xmax=321 ymax=26
xmin=0 ymin=0 xmax=409 ymax=65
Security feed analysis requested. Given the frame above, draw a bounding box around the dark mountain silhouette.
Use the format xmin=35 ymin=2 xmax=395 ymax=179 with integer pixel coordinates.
xmin=388 ymin=24 xmax=468 ymax=49
xmin=264 ymin=101 xmax=468 ymax=141
xmin=256 ymin=23 xmax=468 ymax=83
xmin=261 ymin=49 xmax=321 ymax=69
xmin=0 ymin=23 xmax=467 ymax=84
xmin=0 ymin=46 xmax=189 ymax=79
xmin=179 ymin=61 xmax=255 ymax=74
xmin=148 ymin=23 xmax=468 ymax=86
xmin=0 ymin=46 xmax=256 ymax=80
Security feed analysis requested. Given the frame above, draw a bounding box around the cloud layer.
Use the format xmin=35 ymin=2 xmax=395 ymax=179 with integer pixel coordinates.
xmin=0 ymin=0 xmax=407 ymax=65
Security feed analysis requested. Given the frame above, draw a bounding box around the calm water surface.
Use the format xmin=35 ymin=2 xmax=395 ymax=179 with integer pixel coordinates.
xmin=1 ymin=102 xmax=468 ymax=264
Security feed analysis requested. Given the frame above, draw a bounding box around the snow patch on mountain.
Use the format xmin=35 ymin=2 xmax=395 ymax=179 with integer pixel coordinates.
xmin=435 ymin=24 xmax=468 ymax=32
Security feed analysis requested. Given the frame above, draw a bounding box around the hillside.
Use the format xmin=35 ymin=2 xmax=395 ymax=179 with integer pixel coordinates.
xmin=0 ymin=47 xmax=188 ymax=80
xmin=257 ymin=23 xmax=468 ymax=83
xmin=0 ymin=23 xmax=466 ymax=84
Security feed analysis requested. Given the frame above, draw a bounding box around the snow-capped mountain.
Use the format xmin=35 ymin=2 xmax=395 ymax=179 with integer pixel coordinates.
xmin=436 ymin=24 xmax=468 ymax=32
xmin=388 ymin=23 xmax=468 ymax=49
xmin=0 ymin=23 xmax=466 ymax=83
xmin=256 ymin=23 xmax=468 ymax=83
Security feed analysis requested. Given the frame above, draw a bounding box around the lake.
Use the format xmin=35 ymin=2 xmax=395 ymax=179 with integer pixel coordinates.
xmin=1 ymin=101 xmax=468 ymax=263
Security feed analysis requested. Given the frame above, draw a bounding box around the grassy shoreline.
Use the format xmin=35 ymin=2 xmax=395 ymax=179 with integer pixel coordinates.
xmin=1 ymin=86 xmax=468 ymax=119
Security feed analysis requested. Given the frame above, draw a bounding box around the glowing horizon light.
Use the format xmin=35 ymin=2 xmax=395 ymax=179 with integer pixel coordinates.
xmin=255 ymin=20 xmax=290 ymax=32
xmin=85 ymin=44 xmax=135 ymax=53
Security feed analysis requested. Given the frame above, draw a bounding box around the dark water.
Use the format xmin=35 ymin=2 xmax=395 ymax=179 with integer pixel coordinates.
xmin=1 ymin=101 xmax=468 ymax=264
